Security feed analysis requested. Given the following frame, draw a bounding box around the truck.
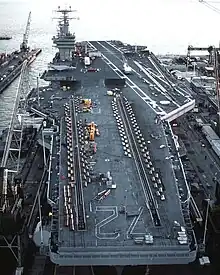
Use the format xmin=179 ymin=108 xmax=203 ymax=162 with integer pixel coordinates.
xmin=8 ymin=65 xmax=15 ymax=72
xmin=123 ymin=63 xmax=132 ymax=74
xmin=84 ymin=56 xmax=91 ymax=66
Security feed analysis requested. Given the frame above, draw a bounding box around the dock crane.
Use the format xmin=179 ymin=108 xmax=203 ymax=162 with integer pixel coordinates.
xmin=186 ymin=45 xmax=220 ymax=71
xmin=187 ymin=1 xmax=220 ymax=68
xmin=193 ymin=0 xmax=220 ymax=123
xmin=20 ymin=11 xmax=31 ymax=52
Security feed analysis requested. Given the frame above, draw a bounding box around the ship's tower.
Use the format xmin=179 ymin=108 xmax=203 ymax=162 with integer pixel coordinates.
xmin=52 ymin=6 xmax=79 ymax=61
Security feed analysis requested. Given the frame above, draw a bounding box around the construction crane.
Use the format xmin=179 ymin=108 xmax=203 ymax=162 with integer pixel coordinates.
xmin=186 ymin=45 xmax=220 ymax=71
xmin=196 ymin=1 xmax=220 ymax=128
xmin=213 ymin=47 xmax=220 ymax=134
xmin=20 ymin=11 xmax=31 ymax=51
xmin=188 ymin=1 xmax=220 ymax=65
xmin=187 ymin=2 xmax=220 ymax=71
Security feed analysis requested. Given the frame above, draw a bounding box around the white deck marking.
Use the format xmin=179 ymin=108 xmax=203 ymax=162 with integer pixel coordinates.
xmin=95 ymin=206 xmax=120 ymax=240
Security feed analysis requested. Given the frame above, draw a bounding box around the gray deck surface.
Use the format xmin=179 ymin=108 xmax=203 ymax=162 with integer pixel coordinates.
xmin=28 ymin=41 xmax=196 ymax=265
xmin=89 ymin=41 xmax=194 ymax=114
xmin=58 ymin=84 xmax=183 ymax=247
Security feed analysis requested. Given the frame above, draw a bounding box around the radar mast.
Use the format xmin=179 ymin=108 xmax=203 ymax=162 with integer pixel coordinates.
xmin=52 ymin=6 xmax=79 ymax=61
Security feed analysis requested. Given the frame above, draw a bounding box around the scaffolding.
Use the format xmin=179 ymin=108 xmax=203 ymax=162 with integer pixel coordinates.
xmin=0 ymin=60 xmax=29 ymax=273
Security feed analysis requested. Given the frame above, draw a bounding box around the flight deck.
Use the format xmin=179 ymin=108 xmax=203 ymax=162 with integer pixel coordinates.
xmin=28 ymin=48 xmax=197 ymax=265
xmin=89 ymin=41 xmax=195 ymax=121
xmin=24 ymin=7 xmax=197 ymax=267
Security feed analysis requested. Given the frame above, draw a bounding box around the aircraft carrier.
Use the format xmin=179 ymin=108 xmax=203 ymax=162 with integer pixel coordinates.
xmin=2 ymin=5 xmax=219 ymax=275
xmin=29 ymin=5 xmax=197 ymax=267
xmin=0 ymin=11 xmax=41 ymax=94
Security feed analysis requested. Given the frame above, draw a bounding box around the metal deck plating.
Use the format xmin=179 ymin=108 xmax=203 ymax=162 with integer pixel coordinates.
xmin=28 ymin=56 xmax=197 ymax=265
xmin=28 ymin=7 xmax=197 ymax=266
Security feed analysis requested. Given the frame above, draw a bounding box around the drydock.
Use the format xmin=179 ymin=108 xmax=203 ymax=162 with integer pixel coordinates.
xmin=24 ymin=7 xmax=197 ymax=267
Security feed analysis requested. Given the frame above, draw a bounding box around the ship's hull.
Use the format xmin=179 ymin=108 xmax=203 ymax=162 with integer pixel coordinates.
xmin=0 ymin=48 xmax=41 ymax=94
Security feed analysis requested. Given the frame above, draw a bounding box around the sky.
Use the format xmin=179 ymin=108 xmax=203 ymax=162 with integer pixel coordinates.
xmin=1 ymin=0 xmax=220 ymax=54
